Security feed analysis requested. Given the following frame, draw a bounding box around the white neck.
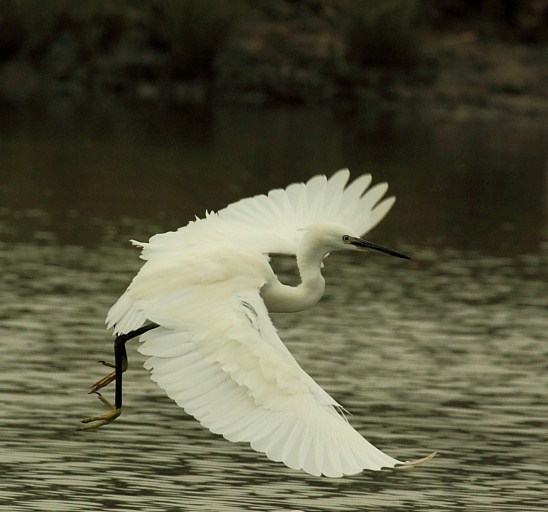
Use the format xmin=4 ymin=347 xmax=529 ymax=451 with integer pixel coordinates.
xmin=261 ymin=232 xmax=327 ymax=313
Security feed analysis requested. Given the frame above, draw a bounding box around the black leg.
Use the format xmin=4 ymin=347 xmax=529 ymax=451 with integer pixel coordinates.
xmin=80 ymin=322 xmax=158 ymax=430
xmin=114 ymin=323 xmax=158 ymax=409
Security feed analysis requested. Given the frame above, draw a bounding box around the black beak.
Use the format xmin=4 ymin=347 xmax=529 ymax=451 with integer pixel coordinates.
xmin=351 ymin=238 xmax=411 ymax=259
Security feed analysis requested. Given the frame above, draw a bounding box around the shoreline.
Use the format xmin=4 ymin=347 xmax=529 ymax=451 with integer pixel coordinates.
xmin=0 ymin=7 xmax=546 ymax=119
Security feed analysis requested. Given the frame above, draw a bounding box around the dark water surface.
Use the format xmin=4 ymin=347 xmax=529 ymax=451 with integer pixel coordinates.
xmin=0 ymin=106 xmax=546 ymax=511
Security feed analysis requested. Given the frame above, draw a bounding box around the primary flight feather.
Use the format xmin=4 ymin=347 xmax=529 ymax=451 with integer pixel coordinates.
xmin=81 ymin=169 xmax=435 ymax=477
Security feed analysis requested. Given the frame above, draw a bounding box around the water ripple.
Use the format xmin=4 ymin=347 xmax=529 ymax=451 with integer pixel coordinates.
xmin=0 ymin=240 xmax=546 ymax=511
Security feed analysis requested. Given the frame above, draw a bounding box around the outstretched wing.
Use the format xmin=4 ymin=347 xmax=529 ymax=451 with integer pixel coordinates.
xmin=137 ymin=291 xmax=403 ymax=477
xmin=136 ymin=169 xmax=396 ymax=258
xmin=219 ymin=168 xmax=395 ymax=249
xmin=107 ymin=245 xmax=403 ymax=476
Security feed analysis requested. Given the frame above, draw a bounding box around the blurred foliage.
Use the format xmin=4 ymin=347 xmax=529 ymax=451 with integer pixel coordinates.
xmin=149 ymin=0 xmax=242 ymax=78
xmin=0 ymin=0 xmax=545 ymax=74
xmin=57 ymin=0 xmax=138 ymax=57
xmin=0 ymin=0 xmax=63 ymax=60
xmin=420 ymin=0 xmax=547 ymax=42
xmin=0 ymin=0 xmax=240 ymax=77
xmin=0 ymin=0 xmax=143 ymax=60
xmin=340 ymin=0 xmax=546 ymax=68
xmin=341 ymin=0 xmax=419 ymax=68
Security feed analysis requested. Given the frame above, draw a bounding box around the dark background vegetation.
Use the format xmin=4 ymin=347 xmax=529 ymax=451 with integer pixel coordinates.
xmin=0 ymin=0 xmax=546 ymax=113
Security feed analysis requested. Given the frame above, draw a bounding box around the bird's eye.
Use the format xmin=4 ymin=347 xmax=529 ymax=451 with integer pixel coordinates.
xmin=342 ymin=235 xmax=350 ymax=243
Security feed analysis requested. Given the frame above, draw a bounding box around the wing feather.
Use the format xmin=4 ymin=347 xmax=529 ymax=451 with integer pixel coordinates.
xmin=321 ymin=169 xmax=350 ymax=220
xmin=221 ymin=406 xmax=272 ymax=441
xmin=287 ymin=181 xmax=308 ymax=227
xmin=267 ymin=188 xmax=295 ymax=229
xmin=172 ymin=370 xmax=226 ymax=401
xmin=354 ymin=182 xmax=389 ymax=218
xmin=367 ymin=196 xmax=396 ymax=233
xmin=342 ymin=173 xmax=372 ymax=207
xmin=215 ymin=170 xmax=395 ymax=251
xmin=304 ymin=174 xmax=327 ymax=221
xmin=276 ymin=417 xmax=303 ymax=469
xmin=129 ymin=276 xmax=402 ymax=476
xmin=124 ymin=170 xmax=396 ymax=263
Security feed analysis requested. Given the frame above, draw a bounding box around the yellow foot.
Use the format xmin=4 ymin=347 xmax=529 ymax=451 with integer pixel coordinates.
xmin=89 ymin=370 xmax=116 ymax=394
xmin=79 ymin=392 xmax=121 ymax=430
xmin=89 ymin=360 xmax=126 ymax=394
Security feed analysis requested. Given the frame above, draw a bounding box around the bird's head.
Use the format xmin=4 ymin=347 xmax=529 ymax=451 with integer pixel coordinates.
xmin=303 ymin=222 xmax=410 ymax=259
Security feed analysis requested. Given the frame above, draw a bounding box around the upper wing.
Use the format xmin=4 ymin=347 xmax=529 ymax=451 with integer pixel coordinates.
xmin=136 ymin=169 xmax=396 ymax=258
xmin=136 ymin=287 xmax=403 ymax=477
xmin=219 ymin=168 xmax=395 ymax=250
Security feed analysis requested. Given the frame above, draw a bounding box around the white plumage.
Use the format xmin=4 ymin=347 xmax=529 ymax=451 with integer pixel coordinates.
xmin=102 ymin=169 xmax=433 ymax=477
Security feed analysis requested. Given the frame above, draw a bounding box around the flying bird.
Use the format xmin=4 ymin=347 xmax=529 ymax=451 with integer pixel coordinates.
xmin=80 ymin=169 xmax=435 ymax=477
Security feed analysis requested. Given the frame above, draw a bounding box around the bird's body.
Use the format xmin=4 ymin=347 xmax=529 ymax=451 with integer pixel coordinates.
xmin=82 ymin=169 xmax=435 ymax=477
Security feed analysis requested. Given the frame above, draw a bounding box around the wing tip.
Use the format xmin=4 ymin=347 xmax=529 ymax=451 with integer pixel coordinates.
xmin=392 ymin=451 xmax=437 ymax=471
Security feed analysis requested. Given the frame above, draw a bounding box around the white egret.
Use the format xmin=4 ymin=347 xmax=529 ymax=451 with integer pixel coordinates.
xmin=80 ymin=169 xmax=435 ymax=477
